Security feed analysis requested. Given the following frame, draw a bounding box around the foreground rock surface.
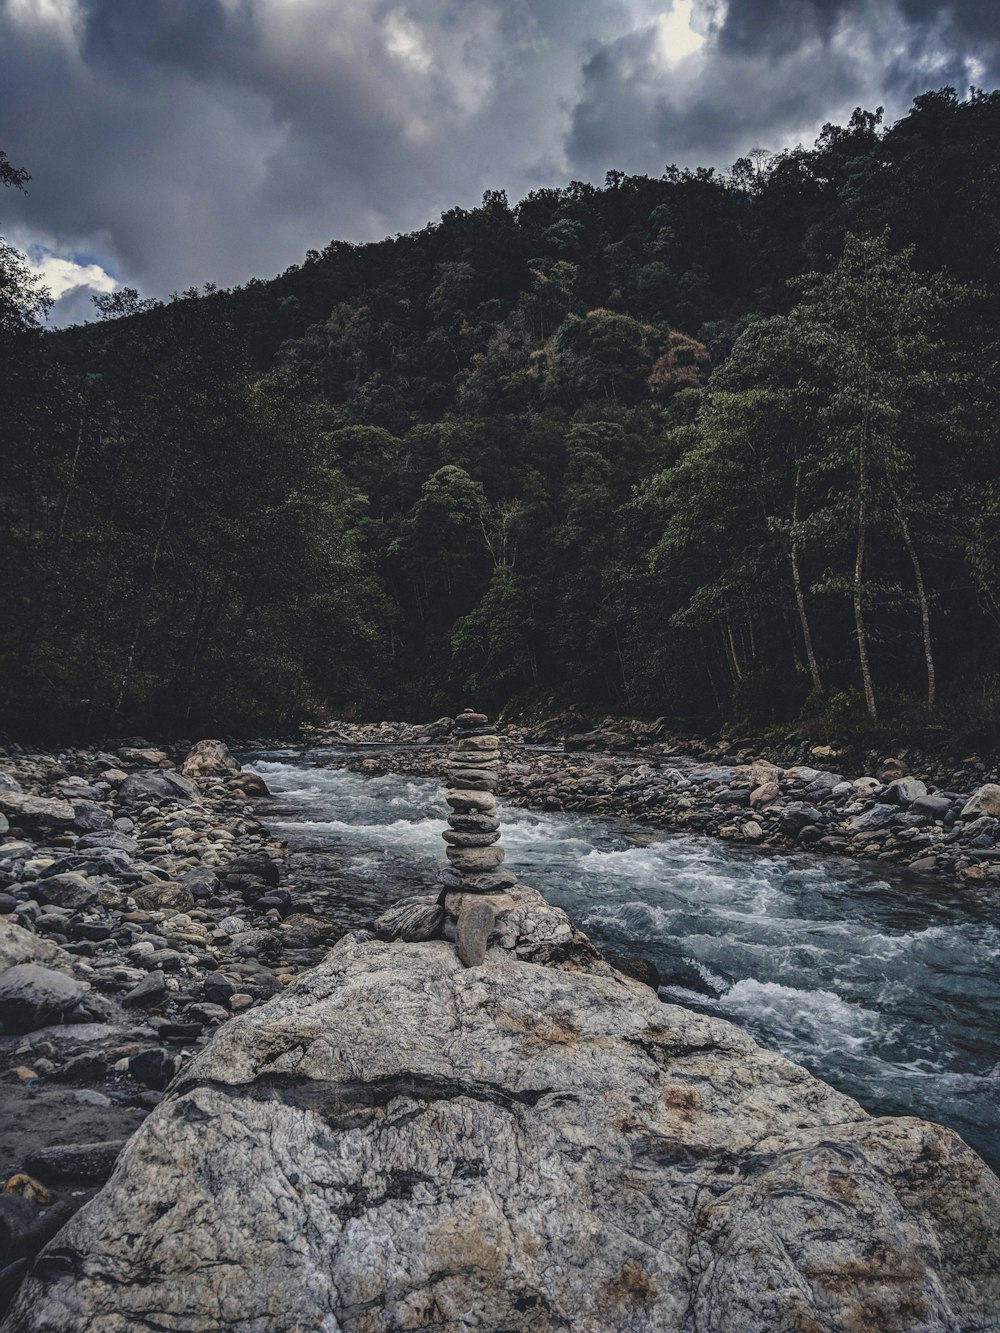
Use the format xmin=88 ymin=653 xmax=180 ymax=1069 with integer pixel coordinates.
xmin=5 ymin=934 xmax=998 ymax=1333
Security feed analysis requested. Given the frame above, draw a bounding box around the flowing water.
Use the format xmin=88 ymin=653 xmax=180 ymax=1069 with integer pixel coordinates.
xmin=245 ymin=749 xmax=1000 ymax=1172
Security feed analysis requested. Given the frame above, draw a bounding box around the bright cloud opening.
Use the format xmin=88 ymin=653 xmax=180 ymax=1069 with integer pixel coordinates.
xmin=656 ymin=0 xmax=707 ymax=66
xmin=23 ymin=247 xmax=116 ymax=301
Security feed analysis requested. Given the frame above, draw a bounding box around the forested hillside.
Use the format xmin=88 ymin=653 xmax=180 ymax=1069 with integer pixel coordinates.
xmin=2 ymin=86 xmax=999 ymax=741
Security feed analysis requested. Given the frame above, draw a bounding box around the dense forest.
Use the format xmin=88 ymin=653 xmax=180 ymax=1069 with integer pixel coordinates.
xmin=2 ymin=86 xmax=999 ymax=742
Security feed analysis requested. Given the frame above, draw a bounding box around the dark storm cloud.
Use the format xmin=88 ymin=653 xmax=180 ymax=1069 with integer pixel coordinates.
xmin=568 ymin=0 xmax=997 ymax=179
xmin=0 ymin=0 xmax=995 ymax=323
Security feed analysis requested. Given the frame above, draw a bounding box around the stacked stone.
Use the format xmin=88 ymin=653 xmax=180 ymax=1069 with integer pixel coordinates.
xmin=442 ymin=711 xmax=515 ymax=894
xmin=443 ymin=710 xmax=516 ymax=967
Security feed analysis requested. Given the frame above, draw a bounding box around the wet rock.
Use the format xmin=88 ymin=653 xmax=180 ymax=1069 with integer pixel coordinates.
xmin=117 ymin=770 xmax=200 ymax=806
xmin=0 ymin=965 xmax=87 ymax=1035
xmin=121 ymin=971 xmax=167 ymax=1009
xmin=0 ymin=795 xmax=75 ymax=836
xmin=75 ymin=831 xmax=138 ymax=855
xmin=374 ymin=896 xmax=445 ymax=943
xmin=442 ymin=830 xmax=500 ymax=847
xmin=444 ymin=845 xmax=505 ymax=872
xmin=883 ymin=777 xmax=927 ymax=806
xmin=127 ymin=1048 xmax=177 ymax=1091
xmin=445 ymin=789 xmax=496 ymax=814
xmin=23 ymin=1142 xmax=126 ymax=1185
xmin=603 ymin=952 xmax=660 ymax=990
xmin=130 ymin=883 xmax=194 ymax=912
xmin=446 ymin=813 xmax=500 ymax=834
xmin=30 ymin=877 xmax=99 ymax=912
xmin=229 ymin=772 xmax=270 ymax=797
xmin=222 ymin=855 xmax=279 ymax=888
xmin=0 ymin=1191 xmax=71 ymax=1268
xmin=456 ymin=898 xmax=495 ymax=966
xmin=441 ymin=867 xmax=517 ymax=894
xmin=180 ymin=740 xmax=240 ymax=780
xmin=8 ymin=935 xmax=998 ymax=1333
xmin=848 ymin=803 xmax=900 ymax=832
xmin=178 ymin=869 xmax=217 ymax=901
xmin=202 ymin=973 xmax=236 ymax=1006
xmin=117 ymin=748 xmax=169 ymax=767
xmin=961 ymin=783 xmax=1000 ymax=819
xmin=0 ymin=923 xmax=72 ymax=974
xmin=749 ymin=782 xmax=779 ymax=808
xmin=70 ymin=804 xmax=113 ymax=834
xmin=910 ymin=794 xmax=952 ymax=820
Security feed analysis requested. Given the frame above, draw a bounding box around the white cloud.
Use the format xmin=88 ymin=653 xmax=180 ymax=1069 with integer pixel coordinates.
xmin=385 ymin=11 xmax=434 ymax=74
xmin=24 ymin=248 xmax=116 ymax=301
xmin=656 ymin=1 xmax=707 ymax=66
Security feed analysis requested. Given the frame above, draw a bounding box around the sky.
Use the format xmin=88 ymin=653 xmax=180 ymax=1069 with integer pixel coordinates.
xmin=0 ymin=0 xmax=996 ymax=325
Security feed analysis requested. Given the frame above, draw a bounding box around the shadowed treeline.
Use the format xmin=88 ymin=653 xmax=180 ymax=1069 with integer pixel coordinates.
xmin=1 ymin=88 xmax=999 ymax=743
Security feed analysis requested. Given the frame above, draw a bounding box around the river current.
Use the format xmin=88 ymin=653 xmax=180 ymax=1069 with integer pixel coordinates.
xmin=246 ymin=748 xmax=1000 ymax=1172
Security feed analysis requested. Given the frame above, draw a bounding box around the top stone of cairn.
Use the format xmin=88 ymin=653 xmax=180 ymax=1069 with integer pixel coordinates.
xmin=456 ymin=709 xmax=489 ymax=730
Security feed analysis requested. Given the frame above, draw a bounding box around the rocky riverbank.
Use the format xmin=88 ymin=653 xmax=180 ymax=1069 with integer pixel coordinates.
xmin=5 ymin=920 xmax=1000 ymax=1330
xmin=0 ymin=739 xmax=349 ymax=1308
xmin=324 ymin=722 xmax=1000 ymax=886
xmin=3 ymin=727 xmax=1000 ymax=1330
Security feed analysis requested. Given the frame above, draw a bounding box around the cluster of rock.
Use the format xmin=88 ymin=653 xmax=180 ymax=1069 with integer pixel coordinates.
xmin=302 ymin=716 xmax=464 ymax=747
xmin=0 ymin=740 xmax=344 ymax=1300
xmin=4 ymin=924 xmax=998 ymax=1329
xmin=338 ymin=734 xmax=1000 ymax=885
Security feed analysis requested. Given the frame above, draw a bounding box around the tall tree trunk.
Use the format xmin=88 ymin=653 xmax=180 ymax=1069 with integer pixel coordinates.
xmin=721 ymin=616 xmax=742 ymax=684
xmin=854 ymin=413 xmax=877 ymax=721
xmin=898 ymin=509 xmax=936 ymax=709
xmin=790 ymin=462 xmax=823 ymax=693
xmin=56 ymin=414 xmax=85 ymax=540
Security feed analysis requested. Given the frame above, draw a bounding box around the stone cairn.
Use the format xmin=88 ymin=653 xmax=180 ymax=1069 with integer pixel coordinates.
xmin=373 ymin=708 xmax=515 ymax=965
xmin=442 ymin=709 xmax=516 ymax=967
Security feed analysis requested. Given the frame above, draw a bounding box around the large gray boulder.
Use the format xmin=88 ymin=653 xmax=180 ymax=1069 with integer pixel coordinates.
xmin=117 ymin=768 xmax=200 ymax=805
xmin=180 ymin=739 xmax=241 ymax=779
xmin=961 ymin=783 xmax=1000 ymax=818
xmin=4 ymin=928 xmax=998 ymax=1332
xmin=0 ymin=963 xmax=87 ymax=1034
xmin=0 ymin=792 xmax=75 ymax=834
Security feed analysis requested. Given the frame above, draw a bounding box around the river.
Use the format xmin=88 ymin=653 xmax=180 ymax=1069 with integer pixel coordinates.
xmin=245 ymin=748 xmax=1000 ymax=1173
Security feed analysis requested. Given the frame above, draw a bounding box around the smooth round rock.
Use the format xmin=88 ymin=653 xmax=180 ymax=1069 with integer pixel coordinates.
xmin=449 ymin=867 xmax=518 ymax=893
xmin=374 ymin=897 xmax=445 ymax=943
xmin=455 ymin=711 xmax=489 ymax=728
xmin=446 ymin=790 xmax=496 ymax=814
xmin=456 ymin=899 xmax=496 ymax=968
xmin=445 ymin=845 xmax=505 ymax=870
xmin=447 ymin=814 xmax=500 ymax=834
xmin=445 ymin=774 xmax=497 ymax=792
xmin=447 ymin=754 xmax=499 ymax=769
xmin=442 ymin=831 xmax=501 ymax=848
